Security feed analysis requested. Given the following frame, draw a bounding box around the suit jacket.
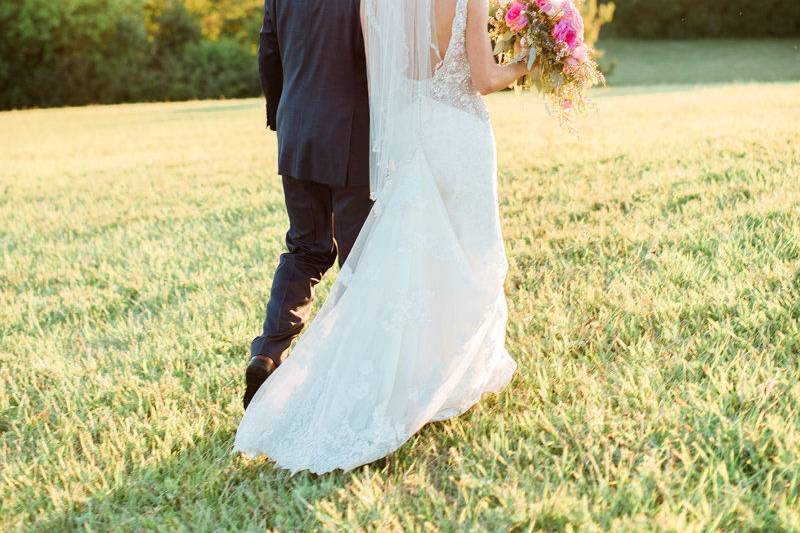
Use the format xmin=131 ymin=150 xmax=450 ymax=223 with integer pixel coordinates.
xmin=259 ymin=0 xmax=370 ymax=187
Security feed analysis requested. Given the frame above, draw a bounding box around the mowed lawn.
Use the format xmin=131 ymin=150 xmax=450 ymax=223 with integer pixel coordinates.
xmin=2 ymin=47 xmax=800 ymax=530
xmin=600 ymin=38 xmax=800 ymax=86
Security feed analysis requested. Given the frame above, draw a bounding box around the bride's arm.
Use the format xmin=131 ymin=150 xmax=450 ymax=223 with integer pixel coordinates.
xmin=465 ymin=0 xmax=529 ymax=95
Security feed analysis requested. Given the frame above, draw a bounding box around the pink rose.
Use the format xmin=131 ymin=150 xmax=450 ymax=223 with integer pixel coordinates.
xmin=535 ymin=0 xmax=559 ymax=17
xmin=559 ymin=1 xmax=585 ymax=41
xmin=571 ymin=44 xmax=588 ymax=62
xmin=552 ymin=3 xmax=584 ymax=52
xmin=552 ymin=18 xmax=578 ymax=50
xmin=505 ymin=1 xmax=529 ymax=33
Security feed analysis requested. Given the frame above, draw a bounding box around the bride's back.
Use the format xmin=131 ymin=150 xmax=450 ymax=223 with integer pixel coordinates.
xmin=433 ymin=0 xmax=458 ymax=61
xmin=361 ymin=0 xmax=463 ymax=72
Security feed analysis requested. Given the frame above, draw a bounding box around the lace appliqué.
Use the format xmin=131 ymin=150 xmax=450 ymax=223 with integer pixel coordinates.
xmin=430 ymin=0 xmax=490 ymax=122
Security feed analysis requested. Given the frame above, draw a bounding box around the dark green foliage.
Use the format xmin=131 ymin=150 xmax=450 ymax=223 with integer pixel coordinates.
xmin=0 ymin=0 xmax=154 ymax=108
xmin=183 ymin=39 xmax=260 ymax=100
xmin=0 ymin=0 xmax=260 ymax=109
xmin=605 ymin=0 xmax=800 ymax=38
xmin=2 ymin=0 xmax=798 ymax=109
xmin=150 ymin=1 xmax=202 ymax=64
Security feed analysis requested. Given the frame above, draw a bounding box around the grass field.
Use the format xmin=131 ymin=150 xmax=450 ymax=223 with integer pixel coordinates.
xmin=600 ymin=38 xmax=800 ymax=86
xmin=2 ymin=43 xmax=800 ymax=530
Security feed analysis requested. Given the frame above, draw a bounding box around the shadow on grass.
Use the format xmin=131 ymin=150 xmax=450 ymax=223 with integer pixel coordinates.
xmin=32 ymin=429 xmax=310 ymax=530
xmin=32 ymin=413 xmax=447 ymax=530
xmin=599 ymin=38 xmax=800 ymax=87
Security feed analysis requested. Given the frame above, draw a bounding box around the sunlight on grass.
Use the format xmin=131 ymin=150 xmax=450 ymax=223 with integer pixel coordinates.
xmin=1 ymin=82 xmax=799 ymax=530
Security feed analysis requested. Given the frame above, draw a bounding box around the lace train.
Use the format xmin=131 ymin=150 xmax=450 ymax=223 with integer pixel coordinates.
xmin=234 ymin=104 xmax=515 ymax=474
xmin=233 ymin=0 xmax=515 ymax=474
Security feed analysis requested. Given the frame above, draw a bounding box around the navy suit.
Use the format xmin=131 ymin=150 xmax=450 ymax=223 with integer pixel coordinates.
xmin=253 ymin=0 xmax=373 ymax=363
xmin=260 ymin=0 xmax=370 ymax=186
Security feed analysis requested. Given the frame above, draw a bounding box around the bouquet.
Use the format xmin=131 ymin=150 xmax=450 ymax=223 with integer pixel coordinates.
xmin=490 ymin=0 xmax=604 ymax=122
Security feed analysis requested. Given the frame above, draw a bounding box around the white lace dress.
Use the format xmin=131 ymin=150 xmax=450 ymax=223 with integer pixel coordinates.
xmin=233 ymin=0 xmax=517 ymax=474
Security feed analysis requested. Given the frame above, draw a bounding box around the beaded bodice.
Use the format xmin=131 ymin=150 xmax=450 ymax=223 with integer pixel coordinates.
xmin=430 ymin=0 xmax=490 ymax=122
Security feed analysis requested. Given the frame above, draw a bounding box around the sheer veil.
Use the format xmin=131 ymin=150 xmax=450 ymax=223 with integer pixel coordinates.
xmin=362 ymin=0 xmax=440 ymax=200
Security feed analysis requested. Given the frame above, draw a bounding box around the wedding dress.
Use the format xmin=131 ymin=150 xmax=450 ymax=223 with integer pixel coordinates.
xmin=233 ymin=0 xmax=516 ymax=474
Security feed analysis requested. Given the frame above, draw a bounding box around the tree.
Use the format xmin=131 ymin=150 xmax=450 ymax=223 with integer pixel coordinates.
xmin=581 ymin=0 xmax=616 ymax=47
xmin=0 ymin=0 xmax=152 ymax=108
xmin=183 ymin=0 xmax=262 ymax=49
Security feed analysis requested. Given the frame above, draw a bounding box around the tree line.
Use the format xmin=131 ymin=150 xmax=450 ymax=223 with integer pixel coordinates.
xmin=1 ymin=0 xmax=797 ymax=110
xmin=606 ymin=0 xmax=800 ymax=38
xmin=0 ymin=0 xmax=261 ymax=109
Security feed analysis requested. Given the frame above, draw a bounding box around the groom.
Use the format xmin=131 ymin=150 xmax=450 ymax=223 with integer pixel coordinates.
xmin=244 ymin=0 xmax=373 ymax=409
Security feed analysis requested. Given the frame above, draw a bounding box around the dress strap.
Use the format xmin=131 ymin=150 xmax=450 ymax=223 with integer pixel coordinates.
xmin=451 ymin=0 xmax=469 ymax=45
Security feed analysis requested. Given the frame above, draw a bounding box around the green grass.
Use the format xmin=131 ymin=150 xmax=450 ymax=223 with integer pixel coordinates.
xmin=600 ymin=38 xmax=800 ymax=86
xmin=2 ymin=48 xmax=800 ymax=530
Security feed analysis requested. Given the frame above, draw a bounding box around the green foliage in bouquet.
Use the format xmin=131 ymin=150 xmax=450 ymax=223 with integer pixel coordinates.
xmin=490 ymin=0 xmax=606 ymax=123
xmin=490 ymin=0 xmax=615 ymax=48
xmin=490 ymin=0 xmax=615 ymax=81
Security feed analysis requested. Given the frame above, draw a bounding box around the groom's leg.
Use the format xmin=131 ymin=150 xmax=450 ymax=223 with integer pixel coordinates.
xmin=332 ymin=184 xmax=373 ymax=266
xmin=251 ymin=176 xmax=337 ymax=364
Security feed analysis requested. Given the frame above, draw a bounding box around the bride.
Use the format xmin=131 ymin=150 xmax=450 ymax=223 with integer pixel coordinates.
xmin=234 ymin=0 xmax=532 ymax=474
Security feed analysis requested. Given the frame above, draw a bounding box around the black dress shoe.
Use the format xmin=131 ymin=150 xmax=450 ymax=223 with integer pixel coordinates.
xmin=243 ymin=355 xmax=277 ymax=410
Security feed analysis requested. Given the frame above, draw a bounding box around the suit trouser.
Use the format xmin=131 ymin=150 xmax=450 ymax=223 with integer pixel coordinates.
xmin=251 ymin=176 xmax=373 ymax=363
